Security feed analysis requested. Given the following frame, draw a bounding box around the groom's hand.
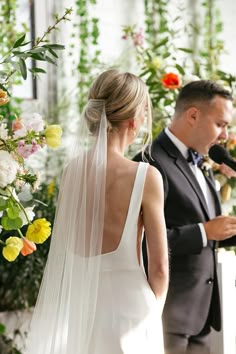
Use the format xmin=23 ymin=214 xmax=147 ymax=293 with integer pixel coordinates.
xmin=204 ymin=215 xmax=236 ymax=241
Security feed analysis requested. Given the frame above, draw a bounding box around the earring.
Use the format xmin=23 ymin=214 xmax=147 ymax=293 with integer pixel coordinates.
xmin=133 ymin=127 xmax=137 ymax=137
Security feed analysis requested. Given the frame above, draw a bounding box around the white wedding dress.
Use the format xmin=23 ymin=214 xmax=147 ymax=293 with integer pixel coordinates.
xmin=86 ymin=162 xmax=165 ymax=354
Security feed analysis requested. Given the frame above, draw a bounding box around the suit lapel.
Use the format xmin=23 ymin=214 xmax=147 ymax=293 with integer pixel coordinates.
xmin=154 ymin=131 xmax=211 ymax=218
xmin=203 ymin=170 xmax=222 ymax=215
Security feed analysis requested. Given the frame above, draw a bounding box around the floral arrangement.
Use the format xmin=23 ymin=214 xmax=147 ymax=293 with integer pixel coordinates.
xmin=212 ymin=132 xmax=236 ymax=206
xmin=0 ymin=92 xmax=62 ymax=262
xmin=0 ymin=8 xmax=72 ymax=262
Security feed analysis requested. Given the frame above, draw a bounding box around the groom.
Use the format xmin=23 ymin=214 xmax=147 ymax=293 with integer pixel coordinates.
xmin=134 ymin=80 xmax=236 ymax=354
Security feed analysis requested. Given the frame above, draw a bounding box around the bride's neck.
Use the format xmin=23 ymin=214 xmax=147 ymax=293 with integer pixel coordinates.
xmin=107 ymin=130 xmax=130 ymax=156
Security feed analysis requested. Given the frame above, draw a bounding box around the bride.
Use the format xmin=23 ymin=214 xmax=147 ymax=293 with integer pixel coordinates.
xmin=25 ymin=69 xmax=169 ymax=354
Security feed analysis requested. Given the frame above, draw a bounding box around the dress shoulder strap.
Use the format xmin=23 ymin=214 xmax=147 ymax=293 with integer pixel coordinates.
xmin=126 ymin=162 xmax=149 ymax=221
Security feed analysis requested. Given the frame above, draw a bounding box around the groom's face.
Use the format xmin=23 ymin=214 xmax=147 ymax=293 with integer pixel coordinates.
xmin=194 ymin=96 xmax=233 ymax=155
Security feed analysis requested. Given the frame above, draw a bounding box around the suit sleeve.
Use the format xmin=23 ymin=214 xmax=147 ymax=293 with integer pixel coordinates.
xmin=150 ymin=159 xmax=204 ymax=256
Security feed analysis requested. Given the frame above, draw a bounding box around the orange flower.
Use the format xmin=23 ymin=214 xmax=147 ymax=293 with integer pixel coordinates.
xmin=12 ymin=117 xmax=23 ymax=131
xmin=161 ymin=72 xmax=181 ymax=89
xmin=0 ymin=89 xmax=9 ymax=106
xmin=226 ymin=133 xmax=236 ymax=151
xmin=21 ymin=238 xmax=37 ymax=256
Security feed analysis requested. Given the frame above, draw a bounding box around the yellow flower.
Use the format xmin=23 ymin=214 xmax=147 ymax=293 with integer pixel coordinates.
xmin=26 ymin=218 xmax=51 ymax=244
xmin=47 ymin=180 xmax=55 ymax=197
xmin=2 ymin=237 xmax=23 ymax=262
xmin=0 ymin=89 xmax=9 ymax=106
xmin=220 ymin=183 xmax=232 ymax=203
xmin=45 ymin=125 xmax=62 ymax=148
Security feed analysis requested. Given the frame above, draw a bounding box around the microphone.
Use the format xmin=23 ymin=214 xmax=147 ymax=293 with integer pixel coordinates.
xmin=209 ymin=144 xmax=236 ymax=171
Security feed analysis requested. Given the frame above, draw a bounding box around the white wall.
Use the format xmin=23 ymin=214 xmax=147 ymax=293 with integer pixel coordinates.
xmin=218 ymin=0 xmax=236 ymax=75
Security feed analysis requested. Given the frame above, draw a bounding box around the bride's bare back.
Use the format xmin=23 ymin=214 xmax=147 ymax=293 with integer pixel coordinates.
xmin=102 ymin=158 xmax=140 ymax=254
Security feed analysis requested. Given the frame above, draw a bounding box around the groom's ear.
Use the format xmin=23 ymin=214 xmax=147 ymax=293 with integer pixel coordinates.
xmin=186 ymin=107 xmax=199 ymax=127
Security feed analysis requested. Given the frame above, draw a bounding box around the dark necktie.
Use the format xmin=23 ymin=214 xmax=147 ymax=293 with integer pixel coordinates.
xmin=187 ymin=148 xmax=203 ymax=167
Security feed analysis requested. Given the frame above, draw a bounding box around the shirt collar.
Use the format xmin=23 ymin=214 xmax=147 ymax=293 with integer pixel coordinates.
xmin=165 ymin=127 xmax=189 ymax=159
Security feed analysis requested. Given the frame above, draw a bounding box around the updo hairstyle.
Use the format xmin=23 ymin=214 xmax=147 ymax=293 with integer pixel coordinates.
xmin=83 ymin=69 xmax=152 ymax=142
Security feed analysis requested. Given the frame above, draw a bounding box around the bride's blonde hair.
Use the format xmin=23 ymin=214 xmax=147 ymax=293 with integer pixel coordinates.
xmin=84 ymin=69 xmax=152 ymax=147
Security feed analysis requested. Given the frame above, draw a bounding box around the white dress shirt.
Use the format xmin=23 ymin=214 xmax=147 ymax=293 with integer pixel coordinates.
xmin=165 ymin=127 xmax=216 ymax=247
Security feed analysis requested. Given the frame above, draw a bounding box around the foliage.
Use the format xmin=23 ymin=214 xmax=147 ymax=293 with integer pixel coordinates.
xmin=70 ymin=0 xmax=101 ymax=112
xmin=0 ymin=9 xmax=72 ymax=93
xmin=122 ymin=0 xmax=236 ymax=213
xmin=0 ymin=323 xmax=22 ymax=354
xmin=0 ymin=0 xmax=27 ymax=122
xmin=0 ymin=180 xmax=59 ymax=311
xmin=0 ymin=8 xmax=71 ymax=263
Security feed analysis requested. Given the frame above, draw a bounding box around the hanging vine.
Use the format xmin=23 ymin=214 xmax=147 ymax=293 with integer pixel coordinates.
xmin=0 ymin=0 xmax=28 ymax=120
xmin=188 ymin=0 xmax=236 ymax=91
xmin=70 ymin=0 xmax=101 ymax=113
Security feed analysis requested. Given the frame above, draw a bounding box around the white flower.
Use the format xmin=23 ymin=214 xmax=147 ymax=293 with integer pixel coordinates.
xmin=214 ymin=179 xmax=221 ymax=192
xmin=0 ymin=151 xmax=19 ymax=188
xmin=18 ymin=184 xmax=33 ymax=202
xmin=0 ymin=123 xmax=8 ymax=139
xmin=214 ymin=173 xmax=227 ymax=187
xmin=19 ymin=206 xmax=35 ymax=226
xmin=23 ymin=112 xmax=45 ymax=132
xmin=13 ymin=126 xmax=27 ymax=138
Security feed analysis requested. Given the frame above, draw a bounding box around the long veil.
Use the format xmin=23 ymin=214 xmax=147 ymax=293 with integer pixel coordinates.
xmin=25 ymin=99 xmax=107 ymax=353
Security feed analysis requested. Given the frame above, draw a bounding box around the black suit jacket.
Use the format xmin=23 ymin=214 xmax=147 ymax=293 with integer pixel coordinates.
xmin=134 ymin=131 xmax=224 ymax=335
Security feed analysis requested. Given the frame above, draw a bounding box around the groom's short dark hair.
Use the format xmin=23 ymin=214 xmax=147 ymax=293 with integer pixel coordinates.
xmin=174 ymin=80 xmax=233 ymax=114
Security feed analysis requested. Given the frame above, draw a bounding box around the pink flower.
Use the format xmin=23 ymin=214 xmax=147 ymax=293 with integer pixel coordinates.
xmin=16 ymin=141 xmax=41 ymax=158
xmin=132 ymin=29 xmax=144 ymax=46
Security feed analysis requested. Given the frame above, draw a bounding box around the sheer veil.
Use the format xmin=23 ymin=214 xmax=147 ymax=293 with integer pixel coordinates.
xmin=26 ymin=99 xmax=107 ymax=354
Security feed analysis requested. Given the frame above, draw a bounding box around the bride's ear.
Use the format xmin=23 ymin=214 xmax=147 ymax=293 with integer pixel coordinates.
xmin=128 ymin=118 xmax=136 ymax=129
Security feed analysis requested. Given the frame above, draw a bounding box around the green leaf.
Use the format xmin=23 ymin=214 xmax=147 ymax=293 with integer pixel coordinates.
xmin=178 ymin=47 xmax=193 ymax=54
xmin=48 ymin=48 xmax=58 ymax=58
xmin=28 ymin=47 xmax=47 ymax=54
xmin=7 ymin=204 xmax=20 ymax=219
xmin=29 ymin=53 xmax=46 ymax=61
xmin=153 ymin=37 xmax=169 ymax=49
xmin=0 ymin=83 xmax=10 ymax=96
xmin=42 ymin=44 xmax=65 ymax=50
xmin=175 ymin=64 xmax=185 ymax=75
xmin=13 ymin=51 xmax=28 ymax=59
xmin=1 ymin=216 xmax=23 ymax=230
xmin=19 ymin=40 xmax=31 ymax=47
xmin=29 ymin=67 xmax=47 ymax=74
xmin=13 ymin=34 xmax=26 ymax=48
xmin=19 ymin=58 xmax=27 ymax=80
xmin=0 ymin=197 xmax=8 ymax=211
xmin=2 ymin=56 xmax=11 ymax=63
xmin=0 ymin=323 xmax=6 ymax=334
xmin=44 ymin=55 xmax=57 ymax=65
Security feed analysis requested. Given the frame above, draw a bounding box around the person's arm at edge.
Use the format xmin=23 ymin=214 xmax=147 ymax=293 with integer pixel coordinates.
xmin=142 ymin=165 xmax=169 ymax=312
